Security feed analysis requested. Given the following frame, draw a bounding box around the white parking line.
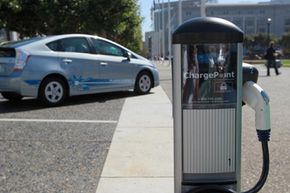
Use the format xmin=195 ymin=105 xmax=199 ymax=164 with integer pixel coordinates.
xmin=0 ymin=118 xmax=118 ymax=124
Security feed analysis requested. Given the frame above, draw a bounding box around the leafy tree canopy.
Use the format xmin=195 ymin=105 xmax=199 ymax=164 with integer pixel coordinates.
xmin=0 ymin=0 xmax=143 ymax=53
xmin=280 ymin=32 xmax=290 ymax=48
xmin=279 ymin=32 xmax=290 ymax=56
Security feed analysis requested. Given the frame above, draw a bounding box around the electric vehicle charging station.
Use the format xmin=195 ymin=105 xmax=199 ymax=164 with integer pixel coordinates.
xmin=172 ymin=17 xmax=271 ymax=193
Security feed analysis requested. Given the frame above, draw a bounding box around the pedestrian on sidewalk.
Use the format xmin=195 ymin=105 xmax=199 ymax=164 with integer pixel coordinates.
xmin=265 ymin=42 xmax=280 ymax=76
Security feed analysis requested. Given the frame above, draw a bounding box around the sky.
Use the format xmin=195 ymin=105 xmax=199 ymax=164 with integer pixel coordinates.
xmin=138 ymin=0 xmax=270 ymax=39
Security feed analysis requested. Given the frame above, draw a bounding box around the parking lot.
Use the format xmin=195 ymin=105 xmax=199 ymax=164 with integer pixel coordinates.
xmin=1 ymin=63 xmax=290 ymax=193
xmin=0 ymin=92 xmax=133 ymax=193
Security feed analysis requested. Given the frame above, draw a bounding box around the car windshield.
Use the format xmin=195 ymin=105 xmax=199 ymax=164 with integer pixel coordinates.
xmin=1 ymin=37 xmax=45 ymax=48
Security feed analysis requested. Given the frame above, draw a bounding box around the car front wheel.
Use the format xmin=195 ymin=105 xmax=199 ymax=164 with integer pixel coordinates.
xmin=134 ymin=71 xmax=153 ymax=95
xmin=39 ymin=77 xmax=67 ymax=106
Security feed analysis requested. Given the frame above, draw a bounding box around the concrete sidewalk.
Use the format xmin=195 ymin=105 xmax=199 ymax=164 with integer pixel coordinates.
xmin=95 ymin=86 xmax=174 ymax=193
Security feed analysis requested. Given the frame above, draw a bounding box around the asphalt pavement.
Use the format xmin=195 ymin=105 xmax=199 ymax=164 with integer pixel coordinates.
xmin=240 ymin=64 xmax=290 ymax=192
xmin=0 ymin=92 xmax=130 ymax=193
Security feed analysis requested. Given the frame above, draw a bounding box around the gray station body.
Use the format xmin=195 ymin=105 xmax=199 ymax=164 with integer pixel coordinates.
xmin=172 ymin=17 xmax=244 ymax=193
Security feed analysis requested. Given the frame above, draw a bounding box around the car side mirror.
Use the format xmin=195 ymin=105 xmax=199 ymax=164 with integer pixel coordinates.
xmin=124 ymin=52 xmax=131 ymax=61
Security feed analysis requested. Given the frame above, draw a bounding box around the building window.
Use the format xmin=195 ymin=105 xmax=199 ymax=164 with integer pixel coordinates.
xmin=258 ymin=27 xmax=266 ymax=33
xmin=236 ymin=10 xmax=241 ymax=15
xmin=257 ymin=17 xmax=266 ymax=33
xmin=245 ymin=28 xmax=255 ymax=34
xmin=222 ymin=17 xmax=231 ymax=22
xmin=257 ymin=18 xmax=266 ymax=25
xmin=285 ymin=18 xmax=290 ymax=32
xmin=245 ymin=17 xmax=256 ymax=35
xmin=246 ymin=19 xmax=254 ymax=27
xmin=285 ymin=18 xmax=290 ymax=25
xmin=233 ymin=17 xmax=243 ymax=30
xmin=259 ymin=9 xmax=265 ymax=15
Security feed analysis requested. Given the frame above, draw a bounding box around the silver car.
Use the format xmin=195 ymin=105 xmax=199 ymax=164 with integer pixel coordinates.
xmin=0 ymin=34 xmax=159 ymax=106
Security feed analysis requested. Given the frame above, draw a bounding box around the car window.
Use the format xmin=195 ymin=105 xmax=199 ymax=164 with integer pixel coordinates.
xmin=47 ymin=37 xmax=91 ymax=54
xmin=92 ymin=39 xmax=125 ymax=57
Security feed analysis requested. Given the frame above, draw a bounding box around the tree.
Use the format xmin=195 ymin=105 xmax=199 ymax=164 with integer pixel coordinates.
xmin=82 ymin=0 xmax=143 ymax=53
xmin=280 ymin=32 xmax=290 ymax=58
xmin=0 ymin=0 xmax=143 ymax=53
xmin=244 ymin=33 xmax=277 ymax=59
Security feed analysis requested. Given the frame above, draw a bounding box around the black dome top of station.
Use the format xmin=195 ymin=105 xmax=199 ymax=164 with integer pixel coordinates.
xmin=172 ymin=17 xmax=244 ymax=44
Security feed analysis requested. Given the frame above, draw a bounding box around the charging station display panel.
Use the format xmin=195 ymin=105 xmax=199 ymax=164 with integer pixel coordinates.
xmin=182 ymin=43 xmax=237 ymax=109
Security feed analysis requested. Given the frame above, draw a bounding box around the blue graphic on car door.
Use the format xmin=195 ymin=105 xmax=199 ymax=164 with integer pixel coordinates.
xmin=58 ymin=52 xmax=100 ymax=93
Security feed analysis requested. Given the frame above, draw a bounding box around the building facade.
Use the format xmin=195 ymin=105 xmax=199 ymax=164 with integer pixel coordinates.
xmin=145 ymin=0 xmax=290 ymax=59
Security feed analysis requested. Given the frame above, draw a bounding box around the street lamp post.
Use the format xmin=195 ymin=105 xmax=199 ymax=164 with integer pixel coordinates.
xmin=178 ymin=0 xmax=182 ymax=26
xmin=267 ymin=18 xmax=272 ymax=43
xmin=201 ymin=0 xmax=206 ymax=17
xmin=168 ymin=0 xmax=171 ymax=65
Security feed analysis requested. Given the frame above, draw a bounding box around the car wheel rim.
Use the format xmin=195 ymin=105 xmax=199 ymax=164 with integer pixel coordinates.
xmin=139 ymin=74 xmax=151 ymax=93
xmin=45 ymin=81 xmax=64 ymax=103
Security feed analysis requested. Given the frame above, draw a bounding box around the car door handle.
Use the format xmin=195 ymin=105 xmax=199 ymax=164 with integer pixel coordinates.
xmin=62 ymin=58 xmax=72 ymax=64
xmin=100 ymin=62 xmax=108 ymax=66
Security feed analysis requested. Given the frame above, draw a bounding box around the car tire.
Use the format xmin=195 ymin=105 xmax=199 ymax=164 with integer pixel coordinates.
xmin=134 ymin=71 xmax=153 ymax=95
xmin=1 ymin=92 xmax=23 ymax=101
xmin=39 ymin=77 xmax=67 ymax=106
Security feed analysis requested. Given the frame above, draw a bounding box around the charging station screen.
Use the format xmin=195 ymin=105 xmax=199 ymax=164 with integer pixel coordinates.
xmin=182 ymin=43 xmax=237 ymax=109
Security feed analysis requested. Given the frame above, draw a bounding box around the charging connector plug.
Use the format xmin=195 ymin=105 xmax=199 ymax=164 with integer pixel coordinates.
xmin=242 ymin=81 xmax=271 ymax=132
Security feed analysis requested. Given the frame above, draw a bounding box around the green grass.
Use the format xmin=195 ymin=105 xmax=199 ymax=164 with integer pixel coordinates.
xmin=243 ymin=59 xmax=266 ymax=65
xmin=282 ymin=59 xmax=290 ymax=67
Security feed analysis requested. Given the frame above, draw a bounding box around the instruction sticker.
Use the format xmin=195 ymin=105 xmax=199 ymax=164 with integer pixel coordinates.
xmin=182 ymin=43 xmax=237 ymax=109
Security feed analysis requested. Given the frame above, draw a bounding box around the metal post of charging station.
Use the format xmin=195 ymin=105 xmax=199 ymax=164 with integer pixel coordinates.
xmin=172 ymin=17 xmax=244 ymax=193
